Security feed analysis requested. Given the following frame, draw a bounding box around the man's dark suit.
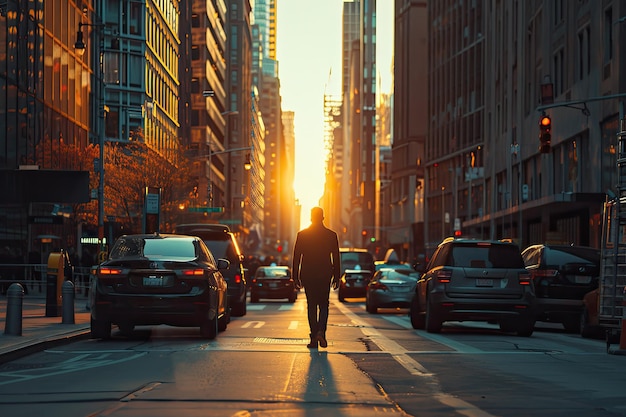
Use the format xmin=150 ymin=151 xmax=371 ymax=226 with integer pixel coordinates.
xmin=292 ymin=215 xmax=341 ymax=346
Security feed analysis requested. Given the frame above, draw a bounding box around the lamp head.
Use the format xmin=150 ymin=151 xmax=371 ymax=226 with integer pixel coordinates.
xmin=74 ymin=28 xmax=86 ymax=55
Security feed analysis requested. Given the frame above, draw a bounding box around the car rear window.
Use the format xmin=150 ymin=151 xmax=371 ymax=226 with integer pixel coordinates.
xmin=258 ymin=267 xmax=289 ymax=277
xmin=451 ymin=244 xmax=524 ymax=269
xmin=545 ymin=247 xmax=600 ymax=266
xmin=203 ymin=239 xmax=239 ymax=262
xmin=110 ymin=237 xmax=196 ymax=260
xmin=340 ymin=251 xmax=374 ymax=272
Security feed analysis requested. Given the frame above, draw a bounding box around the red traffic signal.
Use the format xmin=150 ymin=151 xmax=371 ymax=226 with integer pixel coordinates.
xmin=539 ymin=115 xmax=551 ymax=153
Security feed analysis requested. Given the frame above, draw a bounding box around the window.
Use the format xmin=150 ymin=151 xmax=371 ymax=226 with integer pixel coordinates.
xmin=129 ymin=2 xmax=143 ymax=35
xmin=103 ymin=52 xmax=120 ymax=84
xmin=105 ymin=109 xmax=119 ymax=139
xmin=604 ymin=8 xmax=613 ymax=64
xmin=129 ymin=54 xmax=142 ymax=87
xmin=552 ymin=48 xmax=564 ymax=96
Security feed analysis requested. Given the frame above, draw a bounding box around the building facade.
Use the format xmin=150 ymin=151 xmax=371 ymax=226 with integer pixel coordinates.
xmin=424 ymin=1 xmax=625 ymax=254
xmin=389 ymin=0 xmax=427 ymax=262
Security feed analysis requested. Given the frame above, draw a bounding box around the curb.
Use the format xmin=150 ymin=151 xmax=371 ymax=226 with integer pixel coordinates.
xmin=0 ymin=329 xmax=91 ymax=365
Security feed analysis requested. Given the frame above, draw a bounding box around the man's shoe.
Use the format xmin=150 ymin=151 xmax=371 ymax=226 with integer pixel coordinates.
xmin=307 ymin=334 xmax=318 ymax=349
xmin=317 ymin=332 xmax=327 ymax=348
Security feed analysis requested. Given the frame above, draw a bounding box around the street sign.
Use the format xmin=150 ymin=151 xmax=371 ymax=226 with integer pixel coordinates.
xmin=188 ymin=207 xmax=225 ymax=213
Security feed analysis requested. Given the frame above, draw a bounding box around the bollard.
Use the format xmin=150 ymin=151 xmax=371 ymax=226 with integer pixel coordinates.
xmin=4 ymin=283 xmax=24 ymax=336
xmin=62 ymin=280 xmax=75 ymax=324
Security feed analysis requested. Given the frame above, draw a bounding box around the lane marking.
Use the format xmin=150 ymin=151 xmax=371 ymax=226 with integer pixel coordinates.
xmin=333 ymin=300 xmax=499 ymax=417
xmin=0 ymin=352 xmax=146 ymax=386
xmin=241 ymin=321 xmax=265 ymax=328
xmin=383 ymin=315 xmax=484 ymax=353
xmin=288 ymin=320 xmax=299 ymax=330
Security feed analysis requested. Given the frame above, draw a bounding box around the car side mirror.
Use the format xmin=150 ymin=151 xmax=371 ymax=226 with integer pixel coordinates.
xmin=217 ymin=258 xmax=230 ymax=270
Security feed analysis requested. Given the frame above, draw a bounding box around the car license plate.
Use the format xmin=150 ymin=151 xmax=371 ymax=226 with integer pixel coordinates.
xmin=143 ymin=276 xmax=164 ymax=287
xmin=269 ymin=282 xmax=278 ymax=288
xmin=391 ymin=286 xmax=410 ymax=292
xmin=476 ymin=278 xmax=493 ymax=287
xmin=574 ymin=275 xmax=592 ymax=284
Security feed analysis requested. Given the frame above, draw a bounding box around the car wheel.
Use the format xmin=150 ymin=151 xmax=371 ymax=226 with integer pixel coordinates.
xmin=218 ymin=310 xmax=228 ymax=332
xmin=366 ymin=298 xmax=377 ymax=314
xmin=338 ymin=289 xmax=345 ymax=302
xmin=516 ymin=319 xmax=535 ymax=337
xmin=409 ymin=296 xmax=425 ymax=329
xmin=499 ymin=319 xmax=517 ymax=333
xmin=118 ymin=322 xmax=135 ymax=336
xmin=200 ymin=312 xmax=218 ymax=339
xmin=250 ymin=292 xmax=259 ymax=303
xmin=562 ymin=317 xmax=579 ymax=333
xmin=231 ymin=295 xmax=247 ymax=317
xmin=288 ymin=293 xmax=296 ymax=303
xmin=580 ymin=308 xmax=602 ymax=339
xmin=424 ymin=297 xmax=442 ymax=333
xmin=90 ymin=316 xmax=111 ymax=340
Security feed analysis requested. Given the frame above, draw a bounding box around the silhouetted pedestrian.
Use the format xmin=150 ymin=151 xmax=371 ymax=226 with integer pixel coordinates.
xmin=292 ymin=207 xmax=341 ymax=349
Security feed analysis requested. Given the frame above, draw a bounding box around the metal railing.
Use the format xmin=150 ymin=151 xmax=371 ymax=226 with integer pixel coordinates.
xmin=0 ymin=264 xmax=93 ymax=296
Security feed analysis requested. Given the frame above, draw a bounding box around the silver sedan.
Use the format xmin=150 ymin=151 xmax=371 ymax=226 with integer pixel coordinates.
xmin=365 ymin=268 xmax=419 ymax=313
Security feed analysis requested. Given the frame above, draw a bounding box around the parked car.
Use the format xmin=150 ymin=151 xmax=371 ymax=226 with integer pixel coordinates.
xmin=374 ymin=248 xmax=413 ymax=271
xmin=366 ymin=268 xmax=419 ymax=313
xmin=521 ymin=244 xmax=600 ymax=333
xmin=339 ymin=248 xmax=375 ymax=276
xmin=89 ymin=233 xmax=229 ymax=340
xmin=250 ymin=265 xmax=297 ymax=303
xmin=375 ymin=260 xmax=413 ymax=271
xmin=173 ymin=224 xmax=248 ymax=317
xmin=409 ymin=237 xmax=536 ymax=336
xmin=338 ymin=269 xmax=373 ymax=301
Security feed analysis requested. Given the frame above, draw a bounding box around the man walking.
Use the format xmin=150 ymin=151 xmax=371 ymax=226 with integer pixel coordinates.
xmin=292 ymin=207 xmax=341 ymax=348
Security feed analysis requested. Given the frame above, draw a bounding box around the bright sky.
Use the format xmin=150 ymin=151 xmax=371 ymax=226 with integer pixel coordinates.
xmin=276 ymin=1 xmax=394 ymax=229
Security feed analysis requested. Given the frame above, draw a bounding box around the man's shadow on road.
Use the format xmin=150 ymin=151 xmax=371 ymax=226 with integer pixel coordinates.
xmin=303 ymin=350 xmax=337 ymax=405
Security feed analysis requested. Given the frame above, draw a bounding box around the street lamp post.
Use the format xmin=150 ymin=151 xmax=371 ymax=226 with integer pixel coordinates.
xmin=75 ymin=21 xmax=107 ymax=256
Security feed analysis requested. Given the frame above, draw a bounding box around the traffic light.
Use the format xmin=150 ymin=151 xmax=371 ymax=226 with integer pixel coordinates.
xmin=539 ymin=114 xmax=551 ymax=153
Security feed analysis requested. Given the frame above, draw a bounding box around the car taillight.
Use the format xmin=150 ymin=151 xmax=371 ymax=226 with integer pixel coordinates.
xmin=369 ymin=282 xmax=388 ymax=291
xmin=436 ymin=269 xmax=452 ymax=283
xmin=234 ymin=273 xmax=242 ymax=284
xmin=531 ymin=269 xmax=558 ymax=278
xmin=518 ymin=271 xmax=532 ymax=285
xmin=182 ymin=269 xmax=205 ymax=277
xmin=98 ymin=267 xmax=122 ymax=276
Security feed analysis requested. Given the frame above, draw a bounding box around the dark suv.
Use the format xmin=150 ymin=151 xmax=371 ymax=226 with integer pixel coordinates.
xmin=409 ymin=237 xmax=536 ymax=336
xmin=339 ymin=248 xmax=375 ymax=276
xmin=521 ymin=244 xmax=600 ymax=333
xmin=174 ymin=224 xmax=247 ymax=317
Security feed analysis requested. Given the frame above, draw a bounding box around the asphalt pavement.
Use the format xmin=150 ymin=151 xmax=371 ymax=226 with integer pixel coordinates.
xmin=0 ymin=285 xmax=91 ymax=364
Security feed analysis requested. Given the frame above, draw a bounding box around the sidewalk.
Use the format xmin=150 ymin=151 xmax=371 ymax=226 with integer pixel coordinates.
xmin=0 ymin=289 xmax=91 ymax=364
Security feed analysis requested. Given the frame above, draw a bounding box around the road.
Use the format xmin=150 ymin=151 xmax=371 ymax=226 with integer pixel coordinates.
xmin=0 ymin=291 xmax=625 ymax=417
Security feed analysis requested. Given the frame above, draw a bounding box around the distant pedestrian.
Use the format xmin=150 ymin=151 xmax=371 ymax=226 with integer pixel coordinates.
xmin=292 ymin=207 xmax=341 ymax=349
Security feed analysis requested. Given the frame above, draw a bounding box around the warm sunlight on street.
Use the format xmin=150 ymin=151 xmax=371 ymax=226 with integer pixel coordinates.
xmin=278 ymin=1 xmax=394 ymax=228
